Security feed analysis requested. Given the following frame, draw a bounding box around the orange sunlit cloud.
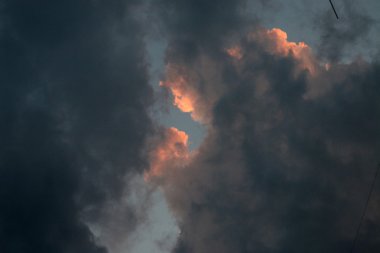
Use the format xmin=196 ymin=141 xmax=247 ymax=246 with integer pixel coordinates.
xmin=265 ymin=28 xmax=308 ymax=57
xmin=145 ymin=127 xmax=190 ymax=181
xmin=245 ymin=28 xmax=317 ymax=75
xmin=226 ymin=46 xmax=243 ymax=60
xmin=160 ymin=79 xmax=195 ymax=113
xmin=266 ymin=28 xmax=316 ymax=75
xmin=160 ymin=65 xmax=205 ymax=122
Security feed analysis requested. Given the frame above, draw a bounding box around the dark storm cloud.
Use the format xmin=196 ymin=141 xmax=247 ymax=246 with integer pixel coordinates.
xmin=151 ymin=1 xmax=380 ymax=252
xmin=0 ymin=1 xmax=152 ymax=252
xmin=151 ymin=0 xmax=254 ymax=63
xmin=316 ymin=0 xmax=374 ymax=61
xmin=167 ymin=39 xmax=380 ymax=253
xmin=205 ymin=53 xmax=380 ymax=253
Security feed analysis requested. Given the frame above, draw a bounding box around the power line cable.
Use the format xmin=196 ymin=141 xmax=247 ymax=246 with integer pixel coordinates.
xmin=329 ymin=0 xmax=339 ymax=19
xmin=350 ymin=163 xmax=380 ymax=253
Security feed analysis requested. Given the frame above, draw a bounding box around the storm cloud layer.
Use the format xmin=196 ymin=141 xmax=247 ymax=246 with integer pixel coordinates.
xmin=0 ymin=1 xmax=152 ymax=252
xmin=1 ymin=1 xmax=380 ymax=253
xmin=149 ymin=1 xmax=380 ymax=253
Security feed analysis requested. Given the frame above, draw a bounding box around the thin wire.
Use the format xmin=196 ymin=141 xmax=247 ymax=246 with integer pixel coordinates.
xmin=350 ymin=163 xmax=380 ymax=253
xmin=329 ymin=0 xmax=339 ymax=19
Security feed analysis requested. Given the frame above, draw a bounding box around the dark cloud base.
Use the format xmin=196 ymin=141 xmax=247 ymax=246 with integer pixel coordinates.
xmin=168 ymin=41 xmax=380 ymax=253
xmin=0 ymin=1 xmax=152 ymax=252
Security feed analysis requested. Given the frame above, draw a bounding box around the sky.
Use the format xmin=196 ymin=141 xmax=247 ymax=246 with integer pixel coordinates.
xmin=1 ymin=1 xmax=380 ymax=253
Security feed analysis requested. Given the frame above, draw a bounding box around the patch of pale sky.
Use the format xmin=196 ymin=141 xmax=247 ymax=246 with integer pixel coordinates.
xmin=125 ymin=178 xmax=179 ymax=253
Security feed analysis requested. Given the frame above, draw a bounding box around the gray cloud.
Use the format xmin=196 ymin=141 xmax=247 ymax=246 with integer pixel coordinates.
xmin=165 ymin=37 xmax=380 ymax=253
xmin=0 ymin=1 xmax=153 ymax=252
xmin=2 ymin=1 xmax=380 ymax=253
xmin=315 ymin=0 xmax=375 ymax=61
xmin=150 ymin=1 xmax=380 ymax=252
xmin=151 ymin=0 xmax=255 ymax=64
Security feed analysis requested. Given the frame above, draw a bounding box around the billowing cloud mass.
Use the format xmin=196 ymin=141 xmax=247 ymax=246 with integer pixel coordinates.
xmin=0 ymin=1 xmax=152 ymax=252
xmin=2 ymin=1 xmax=380 ymax=253
xmin=146 ymin=127 xmax=190 ymax=180
xmin=149 ymin=1 xmax=380 ymax=253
